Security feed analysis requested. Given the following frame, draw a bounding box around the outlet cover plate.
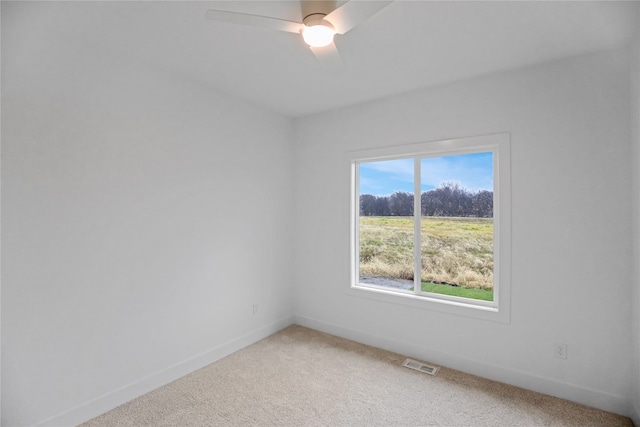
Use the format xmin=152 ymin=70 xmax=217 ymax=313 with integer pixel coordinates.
xmin=554 ymin=343 xmax=567 ymax=359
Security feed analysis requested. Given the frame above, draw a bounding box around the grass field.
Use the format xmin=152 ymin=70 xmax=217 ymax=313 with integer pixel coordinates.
xmin=418 ymin=282 xmax=493 ymax=301
xmin=359 ymin=216 xmax=494 ymax=299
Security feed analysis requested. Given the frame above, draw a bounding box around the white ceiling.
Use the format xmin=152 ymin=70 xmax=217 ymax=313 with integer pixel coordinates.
xmin=4 ymin=1 xmax=639 ymax=117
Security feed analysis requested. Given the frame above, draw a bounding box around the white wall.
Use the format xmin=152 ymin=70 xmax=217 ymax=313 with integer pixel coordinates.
xmin=1 ymin=3 xmax=294 ymax=425
xmin=293 ymin=47 xmax=634 ymax=416
xmin=631 ymin=10 xmax=640 ymax=425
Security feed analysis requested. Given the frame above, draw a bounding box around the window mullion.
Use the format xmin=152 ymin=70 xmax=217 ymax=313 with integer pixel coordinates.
xmin=413 ymin=157 xmax=421 ymax=295
xmin=353 ymin=162 xmax=360 ymax=286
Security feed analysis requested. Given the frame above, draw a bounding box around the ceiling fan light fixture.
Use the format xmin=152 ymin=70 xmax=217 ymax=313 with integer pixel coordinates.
xmin=301 ymin=14 xmax=335 ymax=47
xmin=302 ymin=24 xmax=335 ymax=47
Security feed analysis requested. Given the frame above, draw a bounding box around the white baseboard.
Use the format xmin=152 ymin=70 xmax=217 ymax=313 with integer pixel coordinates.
xmin=293 ymin=314 xmax=634 ymax=419
xmin=36 ymin=316 xmax=294 ymax=427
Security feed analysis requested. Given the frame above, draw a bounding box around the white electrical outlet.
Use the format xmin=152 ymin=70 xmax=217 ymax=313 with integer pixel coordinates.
xmin=253 ymin=304 xmax=258 ymax=315
xmin=554 ymin=343 xmax=567 ymax=359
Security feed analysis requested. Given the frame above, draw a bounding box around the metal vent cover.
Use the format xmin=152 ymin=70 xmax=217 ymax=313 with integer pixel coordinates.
xmin=402 ymin=358 xmax=440 ymax=376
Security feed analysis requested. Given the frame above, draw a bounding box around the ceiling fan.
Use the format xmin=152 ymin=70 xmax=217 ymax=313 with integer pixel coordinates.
xmin=205 ymin=0 xmax=394 ymax=67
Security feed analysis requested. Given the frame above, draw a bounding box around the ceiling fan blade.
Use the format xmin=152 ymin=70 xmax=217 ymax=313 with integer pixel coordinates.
xmin=324 ymin=0 xmax=394 ymax=35
xmin=205 ymin=10 xmax=303 ymax=34
xmin=309 ymin=41 xmax=342 ymax=69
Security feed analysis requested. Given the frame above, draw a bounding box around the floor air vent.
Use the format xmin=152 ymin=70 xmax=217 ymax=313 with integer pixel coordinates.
xmin=402 ymin=358 xmax=440 ymax=376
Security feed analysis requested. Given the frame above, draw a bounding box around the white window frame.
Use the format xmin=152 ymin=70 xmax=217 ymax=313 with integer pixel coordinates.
xmin=347 ymin=133 xmax=511 ymax=323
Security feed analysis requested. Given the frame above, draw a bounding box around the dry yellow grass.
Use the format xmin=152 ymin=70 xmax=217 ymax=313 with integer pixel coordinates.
xmin=359 ymin=216 xmax=494 ymax=290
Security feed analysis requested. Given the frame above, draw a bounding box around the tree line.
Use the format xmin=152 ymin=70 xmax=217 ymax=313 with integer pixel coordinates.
xmin=360 ymin=182 xmax=493 ymax=218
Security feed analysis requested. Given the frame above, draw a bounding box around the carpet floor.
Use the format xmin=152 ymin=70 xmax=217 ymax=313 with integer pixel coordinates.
xmin=80 ymin=325 xmax=633 ymax=426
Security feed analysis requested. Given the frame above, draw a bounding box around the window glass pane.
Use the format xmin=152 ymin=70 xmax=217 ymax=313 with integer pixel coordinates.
xmin=358 ymin=159 xmax=414 ymax=290
xmin=420 ymin=153 xmax=494 ymax=301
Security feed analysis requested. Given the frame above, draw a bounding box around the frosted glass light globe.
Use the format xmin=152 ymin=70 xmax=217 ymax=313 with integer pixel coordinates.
xmin=302 ymin=24 xmax=335 ymax=47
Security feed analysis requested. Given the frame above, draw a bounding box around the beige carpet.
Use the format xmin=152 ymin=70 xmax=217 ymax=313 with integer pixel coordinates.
xmin=81 ymin=325 xmax=633 ymax=426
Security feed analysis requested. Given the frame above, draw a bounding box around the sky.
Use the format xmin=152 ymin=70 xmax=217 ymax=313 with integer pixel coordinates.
xmin=359 ymin=152 xmax=493 ymax=196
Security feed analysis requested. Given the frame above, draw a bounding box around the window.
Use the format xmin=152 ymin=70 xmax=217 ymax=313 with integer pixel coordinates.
xmin=348 ymin=134 xmax=511 ymax=322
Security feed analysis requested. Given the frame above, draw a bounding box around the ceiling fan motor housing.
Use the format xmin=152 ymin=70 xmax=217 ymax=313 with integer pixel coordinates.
xmin=302 ymin=13 xmax=334 ymax=30
xmin=300 ymin=0 xmax=338 ymax=20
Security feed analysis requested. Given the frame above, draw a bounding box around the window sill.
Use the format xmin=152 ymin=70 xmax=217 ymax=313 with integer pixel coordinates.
xmin=346 ymin=282 xmax=510 ymax=324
